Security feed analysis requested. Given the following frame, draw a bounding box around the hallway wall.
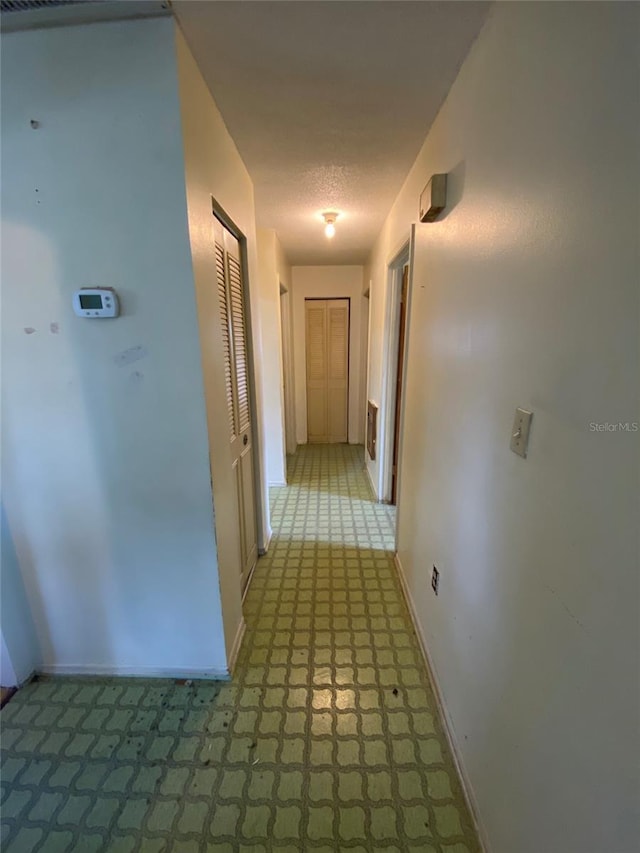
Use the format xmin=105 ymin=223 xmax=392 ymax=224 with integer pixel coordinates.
xmin=366 ymin=3 xmax=639 ymax=852
xmin=0 ymin=18 xmax=229 ymax=676
xmin=256 ymin=228 xmax=292 ymax=484
xmin=292 ymin=265 xmax=367 ymax=445
xmin=176 ymin=24 xmax=274 ymax=661
xmin=1 ymin=505 xmax=41 ymax=686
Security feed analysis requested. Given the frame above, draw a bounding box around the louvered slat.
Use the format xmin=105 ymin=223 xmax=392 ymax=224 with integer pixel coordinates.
xmin=215 ymin=243 xmax=237 ymax=439
xmin=329 ymin=306 xmax=347 ymax=380
xmin=228 ymin=255 xmax=250 ymax=432
xmin=306 ymin=307 xmax=326 ymax=381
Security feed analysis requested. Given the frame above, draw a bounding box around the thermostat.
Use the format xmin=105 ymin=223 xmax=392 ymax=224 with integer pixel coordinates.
xmin=73 ymin=288 xmax=119 ymax=318
xmin=419 ymin=173 xmax=447 ymax=222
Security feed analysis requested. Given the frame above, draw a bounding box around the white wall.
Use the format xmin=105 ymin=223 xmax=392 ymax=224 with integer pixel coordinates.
xmin=292 ymin=266 xmax=367 ymax=445
xmin=367 ymin=4 xmax=640 ymax=852
xmin=1 ymin=636 xmax=17 ymax=689
xmin=256 ymin=228 xmax=291 ymax=484
xmin=1 ymin=18 xmax=228 ymax=677
xmin=1 ymin=505 xmax=41 ymax=686
xmin=175 ymin=25 xmax=269 ymax=658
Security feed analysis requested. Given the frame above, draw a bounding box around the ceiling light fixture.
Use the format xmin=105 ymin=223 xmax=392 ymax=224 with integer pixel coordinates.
xmin=322 ymin=211 xmax=338 ymax=239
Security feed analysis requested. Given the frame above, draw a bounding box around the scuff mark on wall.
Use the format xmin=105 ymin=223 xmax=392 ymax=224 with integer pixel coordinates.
xmin=113 ymin=345 xmax=148 ymax=367
xmin=50 ymin=322 xmax=59 ymax=334
xmin=23 ymin=327 xmax=36 ymax=335
xmin=544 ymin=584 xmax=588 ymax=633
xmin=128 ymin=370 xmax=144 ymax=388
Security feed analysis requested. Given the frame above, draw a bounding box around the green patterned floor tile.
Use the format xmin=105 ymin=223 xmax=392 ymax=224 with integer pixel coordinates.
xmin=0 ymin=444 xmax=478 ymax=852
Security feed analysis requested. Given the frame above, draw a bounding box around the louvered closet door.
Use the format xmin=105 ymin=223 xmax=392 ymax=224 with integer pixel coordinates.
xmin=214 ymin=218 xmax=257 ymax=592
xmin=306 ymin=301 xmax=328 ymax=442
xmin=305 ymin=299 xmax=349 ymax=443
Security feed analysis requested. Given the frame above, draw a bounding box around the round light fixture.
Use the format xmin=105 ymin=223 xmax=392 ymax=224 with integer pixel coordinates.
xmin=322 ymin=211 xmax=338 ymax=239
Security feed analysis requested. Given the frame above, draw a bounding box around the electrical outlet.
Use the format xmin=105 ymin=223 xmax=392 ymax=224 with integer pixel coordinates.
xmin=431 ymin=566 xmax=440 ymax=595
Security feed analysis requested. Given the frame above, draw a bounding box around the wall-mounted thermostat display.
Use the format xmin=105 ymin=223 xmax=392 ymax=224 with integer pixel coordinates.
xmin=73 ymin=288 xmax=119 ymax=318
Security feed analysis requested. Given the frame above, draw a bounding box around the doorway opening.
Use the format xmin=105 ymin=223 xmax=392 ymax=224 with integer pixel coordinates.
xmin=379 ymin=242 xmax=410 ymax=504
xmin=305 ymin=298 xmax=350 ymax=444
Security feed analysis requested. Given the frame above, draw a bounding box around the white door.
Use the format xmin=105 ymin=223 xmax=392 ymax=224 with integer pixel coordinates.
xmin=305 ymin=298 xmax=349 ymax=443
xmin=214 ymin=218 xmax=257 ymax=591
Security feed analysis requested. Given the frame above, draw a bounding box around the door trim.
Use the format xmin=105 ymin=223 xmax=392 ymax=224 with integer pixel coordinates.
xmin=279 ymin=284 xmax=297 ymax=459
xmin=390 ymin=265 xmax=408 ymax=505
xmin=379 ymin=240 xmax=410 ymax=503
xmin=211 ymin=197 xmax=267 ymax=558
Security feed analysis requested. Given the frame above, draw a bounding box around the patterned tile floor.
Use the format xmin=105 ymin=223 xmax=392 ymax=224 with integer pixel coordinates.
xmin=0 ymin=444 xmax=479 ymax=852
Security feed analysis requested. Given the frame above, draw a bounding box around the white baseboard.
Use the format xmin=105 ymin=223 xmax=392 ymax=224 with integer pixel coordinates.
xmin=19 ymin=669 xmax=37 ymax=687
xmin=259 ymin=525 xmax=272 ymax=556
xmin=3 ymin=669 xmax=36 ymax=689
xmin=393 ymin=553 xmax=491 ymax=853
xmin=242 ymin=560 xmax=259 ymax=603
xmin=364 ymin=463 xmax=379 ymax=501
xmin=227 ymin=617 xmax=246 ymax=675
xmin=268 ymin=480 xmax=287 ymax=487
xmin=38 ymin=663 xmax=231 ymax=681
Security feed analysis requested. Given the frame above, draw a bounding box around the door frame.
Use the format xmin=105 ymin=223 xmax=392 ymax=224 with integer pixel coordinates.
xmin=279 ymin=283 xmax=297 ymax=459
xmin=211 ymin=197 xmax=266 ymax=561
xmin=379 ymin=240 xmax=411 ymax=503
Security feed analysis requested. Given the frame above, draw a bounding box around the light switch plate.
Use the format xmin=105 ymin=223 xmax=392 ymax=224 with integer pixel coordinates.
xmin=510 ymin=408 xmax=533 ymax=458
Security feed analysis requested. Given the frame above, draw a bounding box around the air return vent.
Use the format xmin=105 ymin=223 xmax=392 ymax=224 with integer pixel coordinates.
xmin=1 ymin=0 xmax=170 ymax=30
xmin=1 ymin=1 xmax=85 ymax=10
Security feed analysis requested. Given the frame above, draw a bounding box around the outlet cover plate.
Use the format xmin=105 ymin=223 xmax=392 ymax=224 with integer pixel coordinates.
xmin=510 ymin=408 xmax=533 ymax=458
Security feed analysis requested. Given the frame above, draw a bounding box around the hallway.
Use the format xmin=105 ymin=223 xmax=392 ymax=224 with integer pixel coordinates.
xmin=0 ymin=445 xmax=478 ymax=852
xmin=2 ymin=3 xmax=637 ymax=849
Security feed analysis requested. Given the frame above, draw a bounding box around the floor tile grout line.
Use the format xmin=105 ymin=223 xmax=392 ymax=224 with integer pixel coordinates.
xmin=1 ymin=444 xmax=480 ymax=852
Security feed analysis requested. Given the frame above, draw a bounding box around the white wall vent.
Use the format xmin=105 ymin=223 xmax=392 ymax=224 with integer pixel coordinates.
xmin=1 ymin=0 xmax=170 ymax=31
xmin=419 ymin=173 xmax=448 ymax=223
xmin=1 ymin=1 xmax=83 ymax=10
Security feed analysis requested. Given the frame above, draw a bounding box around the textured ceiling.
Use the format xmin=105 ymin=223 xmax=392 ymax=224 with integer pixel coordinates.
xmin=174 ymin=1 xmax=490 ymax=265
